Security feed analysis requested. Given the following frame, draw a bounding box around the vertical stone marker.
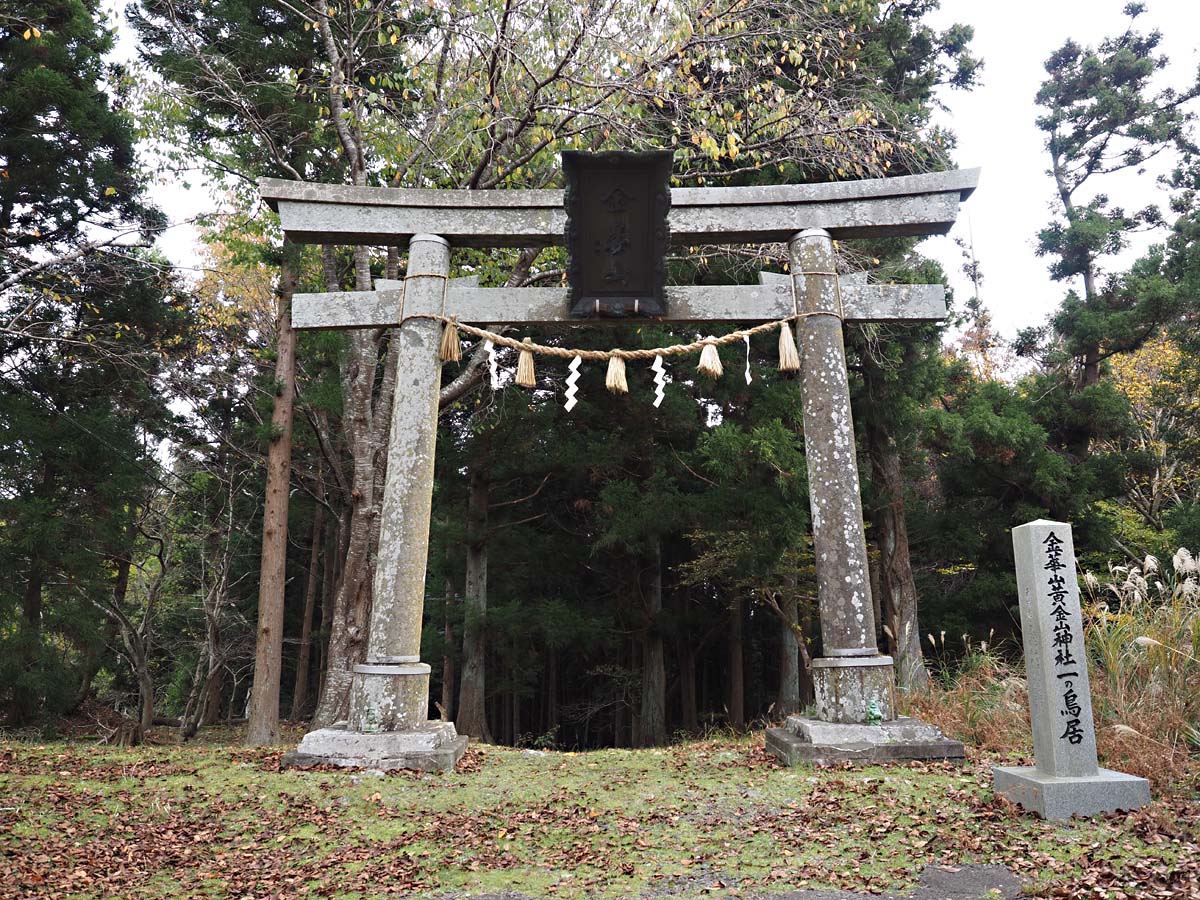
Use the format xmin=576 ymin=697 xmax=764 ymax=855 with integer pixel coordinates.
xmin=993 ymin=520 xmax=1149 ymax=819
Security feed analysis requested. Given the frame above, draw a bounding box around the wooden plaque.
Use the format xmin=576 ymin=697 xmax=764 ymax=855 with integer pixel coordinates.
xmin=563 ymin=150 xmax=672 ymax=318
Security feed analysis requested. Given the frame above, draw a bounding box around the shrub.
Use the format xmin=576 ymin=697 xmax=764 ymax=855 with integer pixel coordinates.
xmin=1082 ymin=549 xmax=1199 ymax=788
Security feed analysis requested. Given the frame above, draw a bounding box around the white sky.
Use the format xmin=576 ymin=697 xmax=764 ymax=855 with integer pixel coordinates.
xmin=919 ymin=0 xmax=1200 ymax=337
xmin=131 ymin=1 xmax=1200 ymax=338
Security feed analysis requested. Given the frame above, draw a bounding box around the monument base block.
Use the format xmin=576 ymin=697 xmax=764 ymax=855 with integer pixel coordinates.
xmin=813 ymin=655 xmax=895 ymax=722
xmin=283 ymin=721 xmax=467 ymax=773
xmin=766 ymin=715 xmax=965 ymax=766
xmin=992 ymin=765 xmax=1150 ymax=820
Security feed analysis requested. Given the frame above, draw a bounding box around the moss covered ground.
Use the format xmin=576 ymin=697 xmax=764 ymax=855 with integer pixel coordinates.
xmin=1 ymin=727 xmax=1195 ymax=899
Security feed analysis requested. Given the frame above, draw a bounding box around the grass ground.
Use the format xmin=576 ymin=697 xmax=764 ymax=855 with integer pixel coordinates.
xmin=1 ymin=726 xmax=1196 ymax=899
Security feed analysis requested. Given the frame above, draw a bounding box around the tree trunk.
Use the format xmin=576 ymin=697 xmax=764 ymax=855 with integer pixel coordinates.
xmin=291 ymin=493 xmax=325 ymax=721
xmin=440 ymin=577 xmax=455 ymax=721
xmin=637 ymin=543 xmax=667 ymax=747
xmin=245 ymin=248 xmax=300 ymax=746
xmin=675 ymin=587 xmax=698 ymax=734
xmin=775 ymin=592 xmax=801 ymax=718
xmin=727 ymin=596 xmax=745 ymax=730
xmin=12 ymin=461 xmax=54 ymax=723
xmin=201 ymin=672 xmax=223 ymax=726
xmin=312 ymin=247 xmax=381 ymax=729
xmin=867 ymin=424 xmax=930 ymax=694
xmin=71 ymin=551 xmax=130 ymax=715
xmin=14 ymin=559 xmax=45 ymax=724
xmin=137 ymin=664 xmax=155 ymax=740
xmin=457 ymin=431 xmax=493 ymax=741
xmin=678 ymin=641 xmax=698 ymax=734
xmin=546 ymin=649 xmax=558 ymax=737
xmin=71 ymin=619 xmax=119 ymax=714
xmin=509 ymin=648 xmax=520 ymax=745
xmin=316 ymin=513 xmax=338 ymax=703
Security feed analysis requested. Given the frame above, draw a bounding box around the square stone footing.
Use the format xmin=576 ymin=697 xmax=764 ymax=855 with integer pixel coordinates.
xmin=992 ymin=765 xmax=1150 ymax=820
xmin=283 ymin=721 xmax=467 ymax=773
xmin=767 ymin=715 xmax=965 ymax=766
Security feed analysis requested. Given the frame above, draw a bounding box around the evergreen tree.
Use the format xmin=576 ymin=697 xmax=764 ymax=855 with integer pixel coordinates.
xmin=1 ymin=0 xmax=162 ymax=286
xmin=0 ymin=1 xmax=189 ymax=723
xmin=1021 ymin=3 xmax=1196 ymax=436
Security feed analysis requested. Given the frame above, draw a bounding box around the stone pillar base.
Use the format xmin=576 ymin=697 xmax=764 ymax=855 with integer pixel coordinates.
xmin=766 ymin=715 xmax=965 ymax=766
xmin=813 ymin=655 xmax=894 ymax=723
xmin=284 ymin=721 xmax=466 ymax=773
xmin=992 ymin=766 xmax=1150 ymax=820
xmin=348 ymin=663 xmax=430 ymax=733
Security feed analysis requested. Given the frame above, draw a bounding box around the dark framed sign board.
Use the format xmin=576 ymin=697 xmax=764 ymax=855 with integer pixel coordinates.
xmin=563 ymin=150 xmax=672 ymax=318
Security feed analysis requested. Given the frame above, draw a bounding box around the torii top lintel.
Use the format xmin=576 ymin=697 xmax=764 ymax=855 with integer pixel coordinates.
xmin=259 ymin=168 xmax=979 ymax=249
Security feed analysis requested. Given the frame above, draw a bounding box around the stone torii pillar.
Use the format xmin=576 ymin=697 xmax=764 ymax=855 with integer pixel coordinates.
xmin=763 ymin=227 xmax=964 ymax=765
xmin=791 ymin=227 xmax=893 ymax=720
xmin=290 ymin=234 xmax=468 ymax=771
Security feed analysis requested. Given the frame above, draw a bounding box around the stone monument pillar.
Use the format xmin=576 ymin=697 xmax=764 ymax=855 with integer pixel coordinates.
xmin=766 ymin=229 xmax=963 ymax=765
xmin=286 ymin=234 xmax=467 ymax=771
xmin=993 ymin=520 xmax=1149 ymax=818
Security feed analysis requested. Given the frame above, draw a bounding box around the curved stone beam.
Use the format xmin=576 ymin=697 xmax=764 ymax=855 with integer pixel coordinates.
xmin=260 ymin=169 xmax=980 ymax=248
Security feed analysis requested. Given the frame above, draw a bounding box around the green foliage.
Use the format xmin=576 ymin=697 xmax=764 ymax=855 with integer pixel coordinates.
xmin=1023 ymin=6 xmax=1197 ymax=375
xmin=0 ymin=255 xmax=192 ymax=722
xmin=0 ymin=0 xmax=162 ymax=263
xmin=0 ymin=1 xmax=195 ymax=723
xmin=130 ymin=0 xmax=333 ymax=186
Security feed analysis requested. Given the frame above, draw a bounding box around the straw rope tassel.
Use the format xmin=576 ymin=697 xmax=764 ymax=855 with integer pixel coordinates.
xmin=697 ymin=340 xmax=723 ymax=379
xmin=778 ymin=321 xmax=800 ymax=372
xmin=439 ymin=317 xmax=462 ymax=362
xmin=605 ymin=355 xmax=628 ymax=394
xmin=516 ymin=337 xmax=536 ymax=387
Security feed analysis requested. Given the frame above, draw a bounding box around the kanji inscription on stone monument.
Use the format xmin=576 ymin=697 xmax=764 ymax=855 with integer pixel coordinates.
xmin=993 ymin=519 xmax=1150 ymax=819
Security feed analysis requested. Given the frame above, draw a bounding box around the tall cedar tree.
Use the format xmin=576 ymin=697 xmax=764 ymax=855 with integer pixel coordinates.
xmin=0 ymin=2 xmax=187 ymax=723
xmin=131 ymin=0 xmax=335 ymax=744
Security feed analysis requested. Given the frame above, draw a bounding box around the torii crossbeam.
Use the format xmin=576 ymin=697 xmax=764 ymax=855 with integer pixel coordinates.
xmin=262 ymin=167 xmax=978 ymax=771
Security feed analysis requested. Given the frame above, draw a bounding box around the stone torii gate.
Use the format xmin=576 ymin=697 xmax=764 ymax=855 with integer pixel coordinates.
xmin=261 ymin=166 xmax=978 ymax=771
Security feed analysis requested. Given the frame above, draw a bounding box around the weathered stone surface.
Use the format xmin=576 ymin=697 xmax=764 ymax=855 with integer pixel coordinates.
xmin=362 ymin=235 xmax=448 ymax=667
xmin=291 ymin=234 xmax=467 ymax=774
xmin=260 ymin=168 xmax=980 ymax=247
xmin=262 ymin=167 xmax=978 ymax=211
xmin=435 ymin=863 xmax=1018 ymax=900
xmin=785 ymin=714 xmax=950 ymax=746
xmin=347 ymin=663 xmax=430 ymax=733
xmin=812 ymin=656 xmax=895 ymax=723
xmin=901 ymin=863 xmax=1022 ymax=900
xmin=1011 ymin=520 xmax=1098 ymax=776
xmin=284 ymin=721 xmax=466 ymax=773
xmin=994 ymin=519 xmax=1149 ymax=818
xmin=766 ymin=716 xmax=965 ymax=766
xmin=451 ymin=863 xmax=1019 ymax=900
xmin=791 ymin=229 xmax=877 ymax=658
xmin=290 ymin=278 xmax=947 ymax=331
xmin=992 ymin=766 xmax=1151 ymax=820
xmin=265 ymin=169 xmax=982 ymax=776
